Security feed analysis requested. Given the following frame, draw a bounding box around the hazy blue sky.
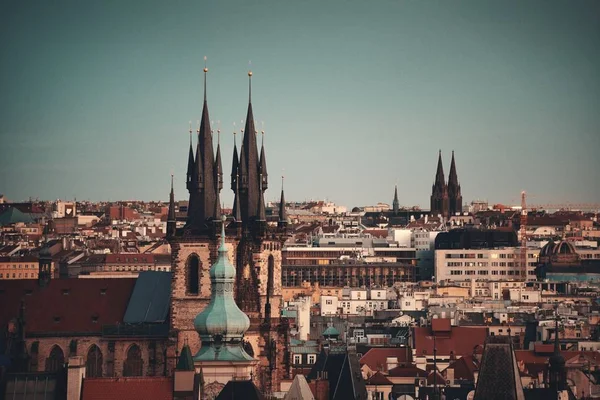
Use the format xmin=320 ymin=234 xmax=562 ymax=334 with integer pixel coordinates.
xmin=1 ymin=0 xmax=599 ymax=208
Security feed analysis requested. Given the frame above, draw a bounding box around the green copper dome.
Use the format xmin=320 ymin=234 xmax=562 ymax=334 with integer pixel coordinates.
xmin=194 ymin=217 xmax=252 ymax=362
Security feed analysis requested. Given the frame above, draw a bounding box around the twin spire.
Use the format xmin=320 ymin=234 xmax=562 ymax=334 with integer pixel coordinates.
xmin=430 ymin=150 xmax=462 ymax=218
xmin=177 ymin=63 xmax=285 ymax=235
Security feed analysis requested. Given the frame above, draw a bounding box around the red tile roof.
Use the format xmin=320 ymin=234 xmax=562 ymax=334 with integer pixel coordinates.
xmin=444 ymin=355 xmax=478 ymax=381
xmin=366 ymin=372 xmax=393 ymax=385
xmin=82 ymin=377 xmax=173 ymax=400
xmin=431 ymin=318 xmax=451 ymax=332
xmin=0 ymin=279 xmax=135 ymax=334
xmin=413 ymin=326 xmax=488 ymax=357
xmin=363 ymin=229 xmax=388 ymax=238
xmin=426 ymin=370 xmax=445 ymax=385
xmin=515 ymin=350 xmax=600 ymax=366
xmin=359 ymin=347 xmax=413 ymax=372
xmin=388 ymin=365 xmax=427 ymax=378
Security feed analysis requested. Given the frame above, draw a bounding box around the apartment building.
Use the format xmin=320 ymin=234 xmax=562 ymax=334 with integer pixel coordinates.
xmin=435 ymin=247 xmax=539 ymax=283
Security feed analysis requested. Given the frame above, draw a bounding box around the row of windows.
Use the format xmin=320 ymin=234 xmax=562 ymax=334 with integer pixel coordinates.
xmin=292 ymin=354 xmax=316 ymax=365
xmin=0 ymin=264 xmax=35 ymax=269
xmin=445 ymin=253 xmax=525 ymax=259
xmin=105 ymin=266 xmax=168 ymax=272
xmin=450 ymin=270 xmax=534 ymax=276
xmin=0 ymin=272 xmax=38 ymax=279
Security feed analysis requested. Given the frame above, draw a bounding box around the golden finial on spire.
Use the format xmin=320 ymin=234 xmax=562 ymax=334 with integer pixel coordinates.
xmin=204 ymin=56 xmax=208 ymax=73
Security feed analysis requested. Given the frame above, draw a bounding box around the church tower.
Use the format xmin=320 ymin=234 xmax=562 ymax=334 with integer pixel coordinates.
xmin=229 ymin=70 xmax=289 ymax=395
xmin=430 ymin=150 xmax=449 ymax=217
xmin=169 ymin=65 xmax=225 ymax=356
xmin=447 ymin=151 xmax=463 ymax=217
xmin=169 ymin=67 xmax=290 ymax=394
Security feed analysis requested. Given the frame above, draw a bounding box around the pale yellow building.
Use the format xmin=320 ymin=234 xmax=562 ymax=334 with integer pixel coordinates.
xmin=0 ymin=256 xmax=54 ymax=280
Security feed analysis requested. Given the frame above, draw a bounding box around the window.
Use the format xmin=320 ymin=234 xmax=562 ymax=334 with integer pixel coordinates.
xmin=123 ymin=344 xmax=143 ymax=376
xmin=186 ymin=254 xmax=200 ymax=295
xmin=86 ymin=345 xmax=103 ymax=378
xmin=293 ymin=354 xmax=302 ymax=365
xmin=308 ymin=354 xmax=316 ymax=364
xmin=45 ymin=345 xmax=65 ymax=372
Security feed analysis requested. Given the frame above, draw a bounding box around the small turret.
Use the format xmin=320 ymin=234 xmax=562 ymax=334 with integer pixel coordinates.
xmin=167 ymin=175 xmax=176 ymax=238
xmin=278 ymin=176 xmax=287 ymax=229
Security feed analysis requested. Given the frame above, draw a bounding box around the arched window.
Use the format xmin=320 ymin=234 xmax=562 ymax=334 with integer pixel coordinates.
xmin=267 ymin=255 xmax=275 ymax=297
xmin=187 ymin=254 xmax=200 ymax=295
xmin=123 ymin=344 xmax=143 ymax=376
xmin=86 ymin=345 xmax=103 ymax=378
xmin=45 ymin=345 xmax=65 ymax=372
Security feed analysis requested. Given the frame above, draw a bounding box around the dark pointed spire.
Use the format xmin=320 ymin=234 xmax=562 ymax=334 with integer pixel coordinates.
xmin=238 ymin=69 xmax=261 ymax=225
xmin=259 ymin=130 xmax=268 ymax=191
xmin=278 ymin=175 xmax=287 ymax=228
xmin=435 ymin=150 xmax=445 ymax=186
xmin=231 ymin=129 xmax=239 ymax=191
xmin=186 ymin=62 xmax=218 ymax=229
xmin=167 ymin=175 xmax=176 ymax=238
xmin=215 ymin=128 xmax=223 ymax=192
xmin=393 ymin=184 xmax=399 ymax=215
xmin=233 ymin=170 xmax=242 ymax=223
xmin=258 ymin=174 xmax=266 ymax=221
xmin=448 ymin=150 xmax=463 ymax=217
xmin=186 ymin=123 xmax=194 ymax=192
xmin=448 ymin=150 xmax=458 ymax=186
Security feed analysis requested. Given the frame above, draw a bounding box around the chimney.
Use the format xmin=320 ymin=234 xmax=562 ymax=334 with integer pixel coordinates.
xmin=67 ymin=356 xmax=85 ymax=400
xmin=386 ymin=356 xmax=398 ymax=372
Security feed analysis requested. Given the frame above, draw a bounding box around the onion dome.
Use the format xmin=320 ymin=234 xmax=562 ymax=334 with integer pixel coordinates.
xmin=194 ymin=216 xmax=250 ymax=342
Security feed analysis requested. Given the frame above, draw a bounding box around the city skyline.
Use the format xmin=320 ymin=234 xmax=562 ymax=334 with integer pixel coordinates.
xmin=1 ymin=1 xmax=599 ymax=208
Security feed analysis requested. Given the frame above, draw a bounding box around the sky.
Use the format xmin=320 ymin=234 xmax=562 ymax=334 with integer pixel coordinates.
xmin=1 ymin=0 xmax=599 ymax=209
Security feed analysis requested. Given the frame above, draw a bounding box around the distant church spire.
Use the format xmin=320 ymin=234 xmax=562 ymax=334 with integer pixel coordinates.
xmin=167 ymin=174 xmax=176 ymax=238
xmin=430 ymin=150 xmax=449 ymax=217
xmin=392 ymin=184 xmax=399 ymax=215
xmin=448 ymin=150 xmax=463 ymax=217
